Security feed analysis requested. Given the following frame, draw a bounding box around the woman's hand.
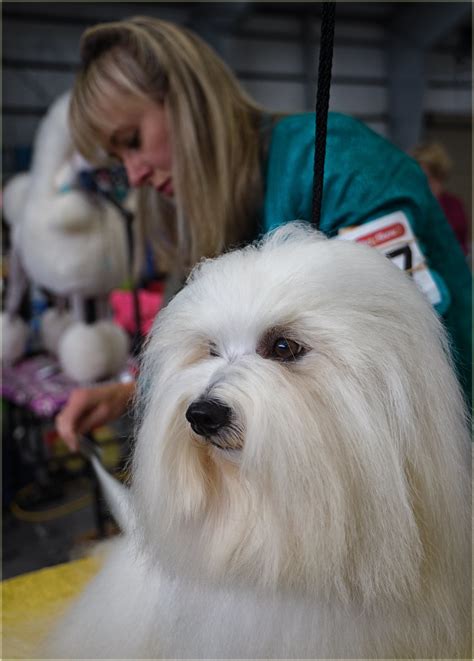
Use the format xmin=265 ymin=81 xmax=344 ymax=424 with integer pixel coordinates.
xmin=55 ymin=381 xmax=136 ymax=451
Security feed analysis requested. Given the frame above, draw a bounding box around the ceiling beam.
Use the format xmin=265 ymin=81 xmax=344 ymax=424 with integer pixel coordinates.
xmin=389 ymin=2 xmax=470 ymax=49
xmin=188 ymin=2 xmax=252 ymax=56
xmin=387 ymin=2 xmax=471 ymax=150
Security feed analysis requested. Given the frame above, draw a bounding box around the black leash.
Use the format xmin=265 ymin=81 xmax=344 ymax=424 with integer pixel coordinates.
xmin=312 ymin=2 xmax=336 ymax=229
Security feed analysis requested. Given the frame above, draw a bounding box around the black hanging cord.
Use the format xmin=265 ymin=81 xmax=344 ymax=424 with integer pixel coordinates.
xmin=312 ymin=2 xmax=336 ymax=229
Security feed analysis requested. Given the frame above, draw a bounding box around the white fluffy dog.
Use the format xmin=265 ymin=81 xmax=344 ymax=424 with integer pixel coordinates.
xmin=46 ymin=224 xmax=471 ymax=659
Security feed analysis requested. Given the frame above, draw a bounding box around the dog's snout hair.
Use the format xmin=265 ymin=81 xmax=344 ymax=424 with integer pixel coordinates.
xmin=186 ymin=398 xmax=232 ymax=437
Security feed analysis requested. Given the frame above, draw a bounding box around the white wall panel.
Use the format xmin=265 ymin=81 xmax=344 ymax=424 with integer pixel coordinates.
xmin=3 ymin=20 xmax=82 ymax=62
xmin=241 ymin=15 xmax=301 ymax=36
xmin=242 ymin=15 xmax=386 ymax=44
xmin=329 ymin=85 xmax=387 ymax=115
xmin=225 ymin=37 xmax=302 ymax=74
xmin=427 ymin=52 xmax=471 ymax=83
xmin=4 ymin=4 xmax=187 ymax=23
xmin=4 ymin=70 xmax=74 ymax=108
xmin=3 ymin=6 xmax=187 ymax=62
xmin=240 ymin=80 xmax=306 ymax=113
xmin=241 ymin=78 xmax=387 ymax=116
xmin=364 ymin=120 xmax=389 ymax=137
xmin=226 ymin=37 xmax=386 ymax=79
xmin=312 ymin=20 xmax=386 ymax=43
xmin=332 ymin=46 xmax=386 ymax=78
xmin=3 ymin=117 xmax=42 ymax=148
xmin=425 ymin=88 xmax=472 ymax=114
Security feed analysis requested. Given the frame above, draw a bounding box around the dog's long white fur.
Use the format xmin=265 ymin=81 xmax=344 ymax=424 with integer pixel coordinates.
xmin=88 ymin=455 xmax=135 ymax=536
xmin=45 ymin=223 xmax=471 ymax=659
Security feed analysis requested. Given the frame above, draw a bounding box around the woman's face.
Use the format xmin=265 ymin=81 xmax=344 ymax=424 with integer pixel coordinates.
xmin=105 ymin=98 xmax=174 ymax=197
xmin=420 ymin=165 xmax=444 ymax=199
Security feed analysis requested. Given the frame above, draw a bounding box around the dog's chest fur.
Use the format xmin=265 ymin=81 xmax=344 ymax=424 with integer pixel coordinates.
xmin=47 ymin=537 xmax=444 ymax=659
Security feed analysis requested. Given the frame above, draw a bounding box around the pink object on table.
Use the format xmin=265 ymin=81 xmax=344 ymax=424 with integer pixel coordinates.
xmin=110 ymin=288 xmax=164 ymax=337
xmin=2 ymin=354 xmax=138 ymax=418
xmin=1 ymin=354 xmax=76 ymax=417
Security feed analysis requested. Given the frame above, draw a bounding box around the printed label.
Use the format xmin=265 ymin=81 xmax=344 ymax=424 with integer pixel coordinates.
xmin=337 ymin=211 xmax=441 ymax=306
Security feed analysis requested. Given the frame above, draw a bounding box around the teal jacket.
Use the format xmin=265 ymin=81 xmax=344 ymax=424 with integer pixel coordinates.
xmin=262 ymin=113 xmax=471 ymax=400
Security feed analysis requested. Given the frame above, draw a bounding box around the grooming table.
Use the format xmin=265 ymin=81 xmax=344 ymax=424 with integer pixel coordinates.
xmin=2 ymin=556 xmax=101 ymax=659
xmin=1 ymin=353 xmax=137 ymax=417
xmin=2 ymin=353 xmax=136 ymax=535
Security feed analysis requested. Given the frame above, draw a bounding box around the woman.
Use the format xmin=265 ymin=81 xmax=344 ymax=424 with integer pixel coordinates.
xmin=56 ymin=16 xmax=471 ymax=449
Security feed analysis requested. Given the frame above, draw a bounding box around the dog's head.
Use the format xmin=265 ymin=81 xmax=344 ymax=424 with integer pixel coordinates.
xmin=132 ymin=223 xmax=469 ymax=604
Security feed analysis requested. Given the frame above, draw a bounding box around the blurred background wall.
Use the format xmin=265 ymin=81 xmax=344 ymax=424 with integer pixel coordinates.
xmin=3 ymin=1 xmax=471 ymax=211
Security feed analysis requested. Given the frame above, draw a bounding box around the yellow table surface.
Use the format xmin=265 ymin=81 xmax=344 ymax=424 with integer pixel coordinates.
xmin=2 ymin=556 xmax=101 ymax=659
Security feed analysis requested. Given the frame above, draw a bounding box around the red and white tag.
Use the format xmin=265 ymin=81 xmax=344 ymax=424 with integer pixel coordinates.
xmin=336 ymin=211 xmax=441 ymax=306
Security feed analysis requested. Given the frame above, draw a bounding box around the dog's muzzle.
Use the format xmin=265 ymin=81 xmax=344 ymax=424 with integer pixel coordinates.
xmin=186 ymin=399 xmax=232 ymax=438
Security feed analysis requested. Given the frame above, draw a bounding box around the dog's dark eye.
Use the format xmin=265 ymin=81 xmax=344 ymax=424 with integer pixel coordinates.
xmin=271 ymin=337 xmax=304 ymax=361
xmin=209 ymin=343 xmax=220 ymax=357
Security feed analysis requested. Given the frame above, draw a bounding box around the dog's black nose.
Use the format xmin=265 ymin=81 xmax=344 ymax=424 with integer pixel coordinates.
xmin=186 ymin=399 xmax=231 ymax=437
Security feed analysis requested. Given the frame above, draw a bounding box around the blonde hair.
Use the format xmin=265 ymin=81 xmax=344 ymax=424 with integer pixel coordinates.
xmin=70 ymin=17 xmax=267 ymax=275
xmin=412 ymin=142 xmax=453 ymax=182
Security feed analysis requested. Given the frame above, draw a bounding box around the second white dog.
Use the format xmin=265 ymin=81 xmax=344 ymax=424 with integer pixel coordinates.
xmin=46 ymin=223 xmax=471 ymax=659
